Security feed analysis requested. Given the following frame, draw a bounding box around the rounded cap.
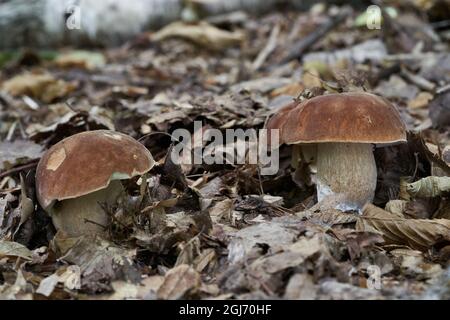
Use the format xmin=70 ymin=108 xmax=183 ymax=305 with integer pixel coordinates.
xmin=36 ymin=130 xmax=155 ymax=210
xmin=267 ymin=92 xmax=406 ymax=145
xmin=265 ymin=100 xmax=300 ymax=146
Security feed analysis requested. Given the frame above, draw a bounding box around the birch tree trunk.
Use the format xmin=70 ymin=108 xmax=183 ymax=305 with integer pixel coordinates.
xmin=0 ymin=0 xmax=306 ymax=48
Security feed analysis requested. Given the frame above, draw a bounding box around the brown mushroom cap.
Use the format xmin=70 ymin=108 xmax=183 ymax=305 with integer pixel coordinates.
xmin=36 ymin=130 xmax=154 ymax=210
xmin=265 ymin=100 xmax=300 ymax=146
xmin=267 ymin=92 xmax=407 ymax=145
xmin=266 ymin=100 xmax=299 ymax=132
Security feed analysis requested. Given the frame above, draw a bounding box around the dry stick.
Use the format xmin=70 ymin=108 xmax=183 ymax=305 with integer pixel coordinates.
xmin=256 ymin=166 xmax=265 ymax=196
xmin=0 ymin=161 xmax=39 ymax=179
xmin=83 ymin=218 xmax=108 ymax=230
xmin=251 ymin=23 xmax=280 ymax=71
xmin=0 ymin=187 xmax=20 ymax=194
xmin=401 ymin=68 xmax=436 ymax=91
xmin=436 ymin=83 xmax=450 ymax=94
xmin=384 ymin=52 xmax=436 ymax=61
xmin=411 ymin=152 xmax=420 ymax=181
xmin=279 ymin=8 xmax=351 ymax=65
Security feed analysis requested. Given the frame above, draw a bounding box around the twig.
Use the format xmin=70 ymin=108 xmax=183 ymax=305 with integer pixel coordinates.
xmin=252 ymin=23 xmax=280 ymax=71
xmin=430 ymin=20 xmax=450 ymax=29
xmin=0 ymin=187 xmax=20 ymax=194
xmin=436 ymin=83 xmax=450 ymax=94
xmin=257 ymin=166 xmax=265 ymax=196
xmin=0 ymin=161 xmax=39 ymax=179
xmin=401 ymin=67 xmax=436 ymax=91
xmin=279 ymin=8 xmax=351 ymax=64
xmin=83 ymin=218 xmax=108 ymax=230
xmin=384 ymin=52 xmax=436 ymax=61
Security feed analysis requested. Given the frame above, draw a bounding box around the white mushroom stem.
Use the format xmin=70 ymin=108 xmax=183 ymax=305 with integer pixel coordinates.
xmin=315 ymin=143 xmax=377 ymax=212
xmin=50 ymin=180 xmax=124 ymax=237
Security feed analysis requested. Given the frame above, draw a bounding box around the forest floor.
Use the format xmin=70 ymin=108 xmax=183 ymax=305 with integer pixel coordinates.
xmin=0 ymin=2 xmax=449 ymax=299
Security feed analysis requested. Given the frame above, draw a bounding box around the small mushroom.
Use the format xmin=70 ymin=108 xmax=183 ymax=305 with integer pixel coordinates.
xmin=35 ymin=130 xmax=155 ymax=236
xmin=266 ymin=92 xmax=407 ymax=212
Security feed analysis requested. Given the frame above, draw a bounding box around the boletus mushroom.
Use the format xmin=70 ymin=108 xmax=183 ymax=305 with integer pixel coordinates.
xmin=266 ymin=92 xmax=407 ymax=212
xmin=36 ymin=130 xmax=154 ymax=236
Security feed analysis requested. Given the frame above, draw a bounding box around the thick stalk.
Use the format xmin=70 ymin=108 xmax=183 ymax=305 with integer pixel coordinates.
xmin=50 ymin=180 xmax=124 ymax=237
xmin=316 ymin=143 xmax=377 ymax=212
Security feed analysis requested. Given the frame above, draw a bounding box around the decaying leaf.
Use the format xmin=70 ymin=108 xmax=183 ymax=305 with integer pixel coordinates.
xmin=52 ymin=233 xmax=139 ymax=292
xmin=13 ymin=174 xmax=34 ymax=238
xmin=406 ymin=176 xmax=450 ymax=198
xmin=385 ymin=200 xmax=408 ymax=217
xmin=137 ymin=275 xmax=165 ymax=299
xmin=318 ymin=280 xmax=384 ymax=300
xmin=35 ymin=264 xmax=82 ymax=297
xmin=0 ymin=196 xmax=8 ymax=229
xmin=0 ymin=241 xmax=33 ymax=260
xmin=194 ymin=248 xmax=216 ymax=273
xmin=341 ymin=230 xmax=385 ymax=262
xmin=283 ymin=273 xmax=317 ymax=300
xmin=357 ymin=204 xmax=450 ymax=251
xmin=175 ymin=236 xmax=201 ymax=266
xmin=36 ymin=274 xmax=60 ymax=297
xmin=296 ymin=206 xmax=358 ymax=226
xmin=0 ymin=269 xmax=33 ymax=300
xmin=0 ymin=194 xmax=20 ymax=239
xmin=107 ymin=281 xmax=140 ymax=300
xmin=152 ymin=21 xmax=244 ymax=50
xmin=53 ymin=50 xmax=106 ymax=70
xmin=1 ymin=72 xmax=76 ymax=103
xmin=59 ymin=265 xmax=82 ymax=291
xmin=408 ymin=92 xmax=433 ymax=109
xmin=208 ymin=198 xmax=233 ymax=223
xmin=376 ymin=75 xmax=420 ymax=100
xmin=429 ymin=90 xmax=450 ymax=129
xmin=157 ymin=264 xmax=202 ymax=300
xmin=390 ymin=249 xmax=443 ymax=279
xmin=229 ymin=231 xmax=334 ymax=294
xmin=0 ymin=140 xmax=43 ymax=170
xmin=227 ymin=218 xmax=302 ymax=264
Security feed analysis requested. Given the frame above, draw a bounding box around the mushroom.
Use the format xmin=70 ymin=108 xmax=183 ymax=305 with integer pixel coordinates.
xmin=36 ymin=130 xmax=155 ymax=236
xmin=266 ymin=92 xmax=407 ymax=212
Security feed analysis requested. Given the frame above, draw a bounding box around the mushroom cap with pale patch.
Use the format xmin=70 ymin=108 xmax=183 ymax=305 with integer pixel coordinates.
xmin=266 ymin=92 xmax=407 ymax=145
xmin=36 ymin=130 xmax=155 ymax=210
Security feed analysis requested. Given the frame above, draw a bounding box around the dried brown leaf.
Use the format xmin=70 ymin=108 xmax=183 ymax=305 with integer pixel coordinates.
xmin=53 ymin=234 xmax=139 ymax=292
xmin=407 ymin=176 xmax=450 ymax=198
xmin=157 ymin=264 xmax=201 ymax=300
xmin=2 ymin=72 xmax=76 ymax=103
xmin=357 ymin=204 xmax=450 ymax=251
xmin=0 ymin=241 xmax=33 ymax=260
xmin=0 ymin=140 xmax=43 ymax=171
xmin=53 ymin=50 xmax=106 ymax=70
xmin=296 ymin=207 xmax=357 ymax=225
xmin=152 ymin=21 xmax=243 ymax=50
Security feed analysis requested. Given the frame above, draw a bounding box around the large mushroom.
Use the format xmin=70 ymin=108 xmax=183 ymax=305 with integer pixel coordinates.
xmin=36 ymin=130 xmax=154 ymax=236
xmin=266 ymin=92 xmax=407 ymax=212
